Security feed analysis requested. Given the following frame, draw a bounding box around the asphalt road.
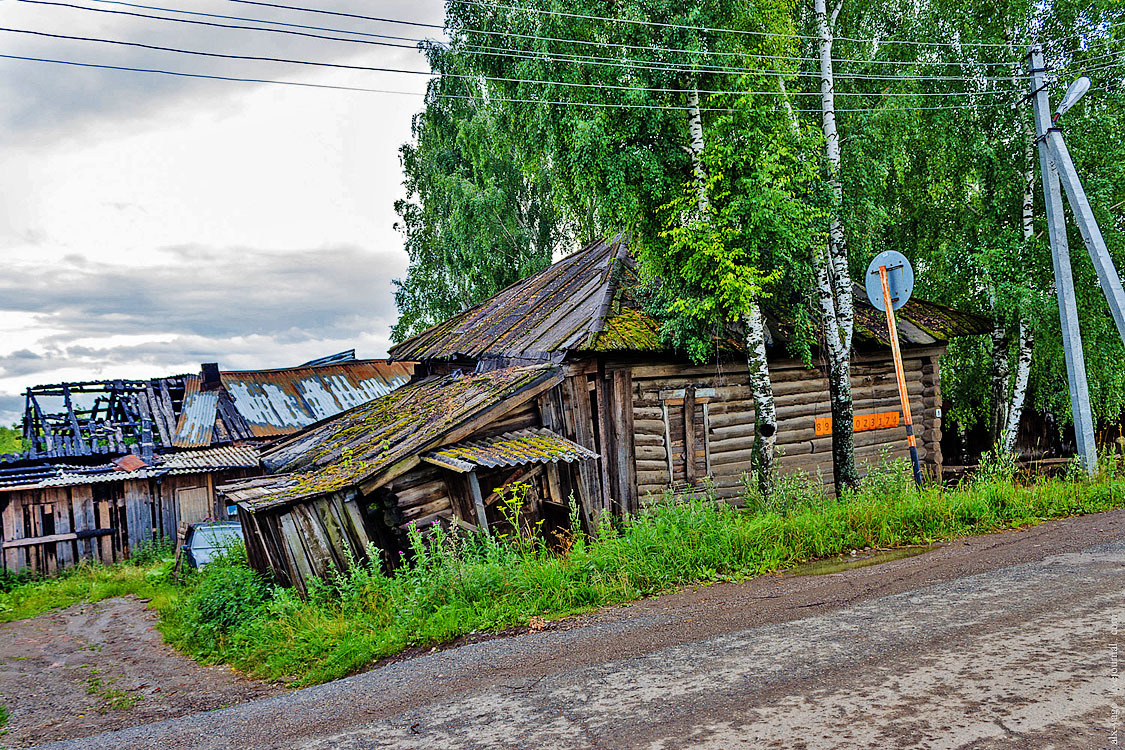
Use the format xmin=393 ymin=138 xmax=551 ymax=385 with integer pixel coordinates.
xmin=41 ymin=510 xmax=1125 ymax=750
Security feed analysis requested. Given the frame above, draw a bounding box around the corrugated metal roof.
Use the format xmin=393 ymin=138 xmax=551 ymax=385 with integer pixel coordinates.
xmin=423 ymin=428 xmax=598 ymax=472
xmin=173 ymin=376 xmax=218 ymax=448
xmin=223 ymin=365 xmax=563 ymax=511
xmin=220 ymin=361 xmax=414 ymax=437
xmin=5 ymin=446 xmax=261 ymax=490
xmin=159 ymin=445 xmax=260 ymax=471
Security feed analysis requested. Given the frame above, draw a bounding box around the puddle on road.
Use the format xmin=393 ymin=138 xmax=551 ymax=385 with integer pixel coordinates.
xmin=786 ymin=545 xmax=934 ymax=576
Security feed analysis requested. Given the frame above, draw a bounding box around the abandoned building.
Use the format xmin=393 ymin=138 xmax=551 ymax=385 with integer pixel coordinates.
xmin=224 ymin=236 xmax=989 ymax=591
xmin=0 ymin=354 xmax=413 ymax=574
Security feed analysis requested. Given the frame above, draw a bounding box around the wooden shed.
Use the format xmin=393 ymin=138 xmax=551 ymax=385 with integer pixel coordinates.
xmin=226 ymin=235 xmax=989 ymax=590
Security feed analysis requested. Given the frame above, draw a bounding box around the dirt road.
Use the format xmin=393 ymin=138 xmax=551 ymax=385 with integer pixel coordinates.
xmin=0 ymin=597 xmax=284 ymax=747
xmin=33 ymin=510 xmax=1125 ymax=749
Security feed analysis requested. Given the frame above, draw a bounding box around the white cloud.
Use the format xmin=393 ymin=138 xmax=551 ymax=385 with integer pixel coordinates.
xmin=0 ymin=0 xmax=446 ymax=425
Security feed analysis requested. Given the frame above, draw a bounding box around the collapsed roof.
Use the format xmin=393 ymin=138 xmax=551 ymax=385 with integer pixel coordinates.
xmin=10 ymin=355 xmax=414 ymax=463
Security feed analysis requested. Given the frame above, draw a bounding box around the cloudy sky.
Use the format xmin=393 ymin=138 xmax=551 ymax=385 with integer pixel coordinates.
xmin=0 ymin=0 xmax=447 ymax=424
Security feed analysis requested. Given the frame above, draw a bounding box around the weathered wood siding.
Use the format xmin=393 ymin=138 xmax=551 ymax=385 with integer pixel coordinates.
xmin=0 ymin=468 xmax=255 ymax=574
xmin=622 ymin=348 xmax=944 ymax=502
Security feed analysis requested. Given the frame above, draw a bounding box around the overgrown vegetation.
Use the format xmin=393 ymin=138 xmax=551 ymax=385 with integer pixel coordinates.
xmin=2 ymin=458 xmax=1124 ymax=687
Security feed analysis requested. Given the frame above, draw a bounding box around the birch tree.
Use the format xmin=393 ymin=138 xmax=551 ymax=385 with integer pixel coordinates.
xmin=814 ymin=0 xmax=860 ymax=494
xmin=680 ymin=89 xmax=781 ymax=495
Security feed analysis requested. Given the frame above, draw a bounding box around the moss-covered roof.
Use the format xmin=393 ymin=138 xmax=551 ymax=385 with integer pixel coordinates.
xmin=423 ymin=428 xmax=598 ymax=472
xmin=222 ymin=365 xmax=562 ymax=511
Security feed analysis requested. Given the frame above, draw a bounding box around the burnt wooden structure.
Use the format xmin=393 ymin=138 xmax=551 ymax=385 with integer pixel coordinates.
xmin=226 ymin=236 xmax=988 ymax=591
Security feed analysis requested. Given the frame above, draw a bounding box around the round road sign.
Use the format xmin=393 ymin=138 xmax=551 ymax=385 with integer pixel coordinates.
xmin=865 ymin=251 xmax=914 ymax=312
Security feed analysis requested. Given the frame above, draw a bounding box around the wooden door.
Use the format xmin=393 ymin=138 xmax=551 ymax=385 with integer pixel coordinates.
xmin=176 ymin=487 xmax=211 ymax=525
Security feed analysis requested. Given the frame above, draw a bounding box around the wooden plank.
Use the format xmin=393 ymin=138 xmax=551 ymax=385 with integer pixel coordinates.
xmin=290 ymin=503 xmax=336 ymax=577
xmin=144 ymin=383 xmax=171 ymax=446
xmin=70 ymin=486 xmax=96 ymax=562
xmin=662 ymin=402 xmax=674 ymax=479
xmin=612 ymin=369 xmax=637 ymax=514
xmin=52 ymin=489 xmax=75 ymax=569
xmin=467 ymin=471 xmax=489 ymax=534
xmin=2 ymin=492 xmax=28 ymax=571
xmin=703 ymin=402 xmax=712 ymax=477
xmin=278 ymin=511 xmax=315 ymax=594
xmin=683 ymin=386 xmax=696 ymax=484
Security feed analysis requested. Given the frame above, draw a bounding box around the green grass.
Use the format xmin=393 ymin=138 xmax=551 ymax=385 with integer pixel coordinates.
xmin=0 ymin=555 xmax=177 ymax=623
xmin=3 ymin=457 xmax=1124 ymax=688
xmin=0 ymin=702 xmax=8 ymax=728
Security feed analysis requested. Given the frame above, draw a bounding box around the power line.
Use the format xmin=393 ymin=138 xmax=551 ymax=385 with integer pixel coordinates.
xmin=0 ymin=51 xmax=1010 ymax=113
xmin=0 ymin=26 xmax=1021 ymax=98
xmin=18 ymin=0 xmax=423 ymax=51
xmin=225 ymin=0 xmax=444 ymax=30
xmin=81 ymin=0 xmax=427 ymax=44
xmin=25 ymin=0 xmax=1021 ymax=82
xmin=447 ymin=0 xmax=1017 ymax=48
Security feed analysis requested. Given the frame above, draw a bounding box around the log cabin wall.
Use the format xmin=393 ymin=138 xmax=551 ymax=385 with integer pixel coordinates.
xmin=621 ymin=346 xmax=945 ymax=503
xmin=0 ymin=467 xmax=257 ymax=574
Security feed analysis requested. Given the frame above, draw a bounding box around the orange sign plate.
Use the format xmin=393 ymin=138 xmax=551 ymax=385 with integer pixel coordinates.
xmin=814 ymin=411 xmax=900 ymax=436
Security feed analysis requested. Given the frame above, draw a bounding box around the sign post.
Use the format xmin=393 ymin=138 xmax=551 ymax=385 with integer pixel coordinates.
xmin=866 ymin=251 xmax=924 ymax=486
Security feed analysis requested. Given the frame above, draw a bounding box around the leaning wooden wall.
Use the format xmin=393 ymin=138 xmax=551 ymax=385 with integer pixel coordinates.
xmin=249 ymin=490 xmax=379 ymax=595
xmin=623 ymin=347 xmax=944 ymax=502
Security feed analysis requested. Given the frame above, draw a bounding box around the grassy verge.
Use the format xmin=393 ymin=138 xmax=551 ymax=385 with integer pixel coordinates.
xmin=3 ymin=457 xmax=1124 ymax=687
xmin=0 ymin=538 xmax=178 ymax=623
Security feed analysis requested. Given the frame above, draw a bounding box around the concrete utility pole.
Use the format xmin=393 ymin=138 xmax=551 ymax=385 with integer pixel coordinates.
xmin=1027 ymin=45 xmax=1098 ymax=472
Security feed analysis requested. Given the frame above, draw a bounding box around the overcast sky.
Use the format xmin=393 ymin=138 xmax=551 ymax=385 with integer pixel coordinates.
xmin=0 ymin=0 xmax=447 ymax=424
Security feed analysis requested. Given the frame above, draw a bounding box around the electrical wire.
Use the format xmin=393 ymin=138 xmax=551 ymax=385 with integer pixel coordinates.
xmin=0 ymin=26 xmax=1022 ymax=98
xmin=25 ymin=0 xmax=1023 ymax=81
xmin=81 ymin=0 xmax=428 ymax=44
xmin=18 ymin=0 xmax=423 ymax=51
xmin=225 ymin=0 xmax=444 ymax=30
xmin=447 ymin=0 xmax=1018 ymax=48
xmin=0 ymin=51 xmax=1011 ymax=113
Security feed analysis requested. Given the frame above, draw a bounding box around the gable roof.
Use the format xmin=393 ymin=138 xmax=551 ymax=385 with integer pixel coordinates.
xmin=390 ymin=234 xmax=990 ymax=362
xmin=389 ymin=234 xmax=662 ymax=362
xmin=222 ymin=365 xmax=563 ymax=511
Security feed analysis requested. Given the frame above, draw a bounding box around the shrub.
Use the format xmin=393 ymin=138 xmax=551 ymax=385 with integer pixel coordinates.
xmin=183 ymin=543 xmax=266 ymax=633
xmin=129 ymin=535 xmax=176 ymax=567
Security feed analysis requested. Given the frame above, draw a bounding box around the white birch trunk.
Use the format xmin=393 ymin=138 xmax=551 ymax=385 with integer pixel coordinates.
xmin=744 ymin=304 xmax=777 ymax=494
xmin=816 ymin=0 xmax=858 ymax=492
xmin=686 ymin=88 xmax=776 ymax=495
xmin=1001 ymin=136 xmax=1037 ymax=454
xmin=687 ymin=90 xmax=711 ymax=217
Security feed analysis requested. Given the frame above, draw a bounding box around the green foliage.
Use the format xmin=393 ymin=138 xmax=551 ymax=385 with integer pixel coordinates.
xmin=128 ymin=535 xmax=176 ymax=567
xmin=0 ymin=702 xmax=8 ymax=728
xmin=0 ymin=561 xmax=178 ymax=623
xmin=179 ymin=543 xmax=267 ymax=635
xmin=0 ymin=424 xmax=24 ymax=455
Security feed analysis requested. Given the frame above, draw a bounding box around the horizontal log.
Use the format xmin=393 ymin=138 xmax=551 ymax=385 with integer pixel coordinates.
xmin=638 ymin=470 xmax=672 ymax=486
xmin=710 ymin=448 xmax=756 ymax=467
xmin=634 ymin=433 xmax=664 ymax=447
xmin=636 ymin=446 xmax=667 ymax=461
xmin=710 ymin=422 xmax=756 ymax=442
xmin=401 ymin=497 xmax=452 ymax=520
xmin=635 ymin=419 xmax=667 ymax=435
xmin=633 ymin=406 xmax=664 ymax=421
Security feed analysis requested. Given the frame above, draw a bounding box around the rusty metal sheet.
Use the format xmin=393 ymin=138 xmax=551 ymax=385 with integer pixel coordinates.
xmin=424 ymin=428 xmax=598 ymax=472
xmin=173 ymin=376 xmax=217 ymax=448
xmin=221 ymin=361 xmax=414 ymax=438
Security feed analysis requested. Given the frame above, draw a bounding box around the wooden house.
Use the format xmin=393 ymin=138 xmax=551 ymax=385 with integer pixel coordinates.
xmin=225 ymin=236 xmax=989 ymax=591
xmin=0 ymin=357 xmax=413 ymax=574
